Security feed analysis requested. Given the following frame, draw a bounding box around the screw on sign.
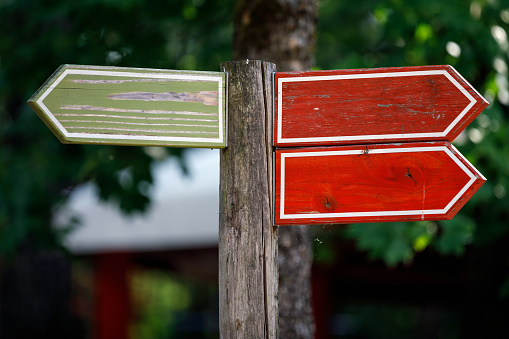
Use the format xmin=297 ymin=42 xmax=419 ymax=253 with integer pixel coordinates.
xmin=273 ymin=65 xmax=489 ymax=225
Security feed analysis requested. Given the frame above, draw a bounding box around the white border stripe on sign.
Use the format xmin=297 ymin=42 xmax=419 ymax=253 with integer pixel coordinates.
xmin=37 ymin=69 xmax=225 ymax=144
xmin=279 ymin=146 xmax=477 ymax=220
xmin=276 ymin=70 xmax=476 ymax=144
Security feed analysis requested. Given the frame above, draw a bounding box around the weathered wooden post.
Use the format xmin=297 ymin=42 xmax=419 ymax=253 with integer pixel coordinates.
xmin=219 ymin=60 xmax=278 ymax=338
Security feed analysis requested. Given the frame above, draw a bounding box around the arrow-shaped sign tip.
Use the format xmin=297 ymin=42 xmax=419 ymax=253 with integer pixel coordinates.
xmin=28 ymin=64 xmax=227 ymax=148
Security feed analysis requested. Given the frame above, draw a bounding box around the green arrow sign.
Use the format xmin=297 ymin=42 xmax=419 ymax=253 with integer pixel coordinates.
xmin=28 ymin=64 xmax=226 ymax=148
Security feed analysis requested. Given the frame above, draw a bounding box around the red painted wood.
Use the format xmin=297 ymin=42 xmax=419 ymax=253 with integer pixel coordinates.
xmin=95 ymin=253 xmax=131 ymax=339
xmin=275 ymin=142 xmax=485 ymax=225
xmin=274 ymin=65 xmax=488 ymax=147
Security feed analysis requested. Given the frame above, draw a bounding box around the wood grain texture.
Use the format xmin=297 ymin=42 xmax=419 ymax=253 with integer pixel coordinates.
xmin=219 ymin=60 xmax=278 ymax=338
xmin=28 ymin=64 xmax=226 ymax=148
xmin=275 ymin=141 xmax=486 ymax=225
xmin=274 ymin=65 xmax=488 ymax=147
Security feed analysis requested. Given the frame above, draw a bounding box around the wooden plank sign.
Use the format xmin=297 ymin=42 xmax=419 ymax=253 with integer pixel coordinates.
xmin=28 ymin=64 xmax=226 ymax=147
xmin=275 ymin=142 xmax=486 ymax=225
xmin=274 ymin=65 xmax=488 ymax=147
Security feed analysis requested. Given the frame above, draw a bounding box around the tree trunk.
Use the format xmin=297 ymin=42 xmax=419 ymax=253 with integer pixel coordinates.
xmin=233 ymin=0 xmax=317 ymax=71
xmin=219 ymin=60 xmax=278 ymax=338
xmin=233 ymin=1 xmax=318 ymax=337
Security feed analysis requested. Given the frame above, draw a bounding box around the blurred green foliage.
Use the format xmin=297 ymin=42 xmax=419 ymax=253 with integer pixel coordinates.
xmin=0 ymin=0 xmax=232 ymax=254
xmin=130 ymin=269 xmax=218 ymax=338
xmin=317 ymin=0 xmax=509 ymax=266
xmin=130 ymin=269 xmax=191 ymax=338
xmin=339 ymin=304 xmax=461 ymax=338
xmin=0 ymin=0 xmax=507 ymax=267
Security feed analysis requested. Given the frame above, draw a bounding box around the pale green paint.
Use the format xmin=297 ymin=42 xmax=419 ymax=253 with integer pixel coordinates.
xmin=28 ymin=64 xmax=226 ymax=148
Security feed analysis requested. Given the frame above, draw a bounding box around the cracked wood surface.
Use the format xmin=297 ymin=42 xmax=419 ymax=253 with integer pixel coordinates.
xmin=219 ymin=60 xmax=278 ymax=338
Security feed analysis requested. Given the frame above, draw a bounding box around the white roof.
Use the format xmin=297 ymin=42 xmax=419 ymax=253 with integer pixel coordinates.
xmin=55 ymin=149 xmax=220 ymax=254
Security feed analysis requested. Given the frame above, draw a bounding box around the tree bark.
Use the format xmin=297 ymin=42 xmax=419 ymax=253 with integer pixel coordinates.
xmin=233 ymin=1 xmax=318 ymax=337
xmin=219 ymin=60 xmax=278 ymax=338
xmin=234 ymin=0 xmax=317 ymax=71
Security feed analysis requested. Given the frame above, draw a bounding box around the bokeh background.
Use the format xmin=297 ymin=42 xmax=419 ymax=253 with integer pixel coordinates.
xmin=1 ymin=0 xmax=508 ymax=338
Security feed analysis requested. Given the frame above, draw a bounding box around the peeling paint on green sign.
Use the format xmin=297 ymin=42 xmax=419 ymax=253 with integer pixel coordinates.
xmin=28 ymin=64 xmax=227 ymax=148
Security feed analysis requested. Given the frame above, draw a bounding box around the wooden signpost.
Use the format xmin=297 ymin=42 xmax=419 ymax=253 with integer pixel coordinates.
xmin=30 ymin=62 xmax=488 ymax=338
xmin=274 ymin=65 xmax=488 ymax=226
xmin=28 ymin=64 xmax=226 ymax=148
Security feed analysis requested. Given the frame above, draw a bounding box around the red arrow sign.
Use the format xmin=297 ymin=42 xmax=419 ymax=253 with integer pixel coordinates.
xmin=274 ymin=142 xmax=485 ymax=225
xmin=274 ymin=65 xmax=488 ymax=147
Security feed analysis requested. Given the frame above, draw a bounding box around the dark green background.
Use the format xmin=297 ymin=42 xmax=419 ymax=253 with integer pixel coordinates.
xmin=1 ymin=0 xmax=508 ymax=337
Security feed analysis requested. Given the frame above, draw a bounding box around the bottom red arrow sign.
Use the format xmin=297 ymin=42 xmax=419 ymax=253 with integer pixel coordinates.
xmin=275 ymin=142 xmax=486 ymax=225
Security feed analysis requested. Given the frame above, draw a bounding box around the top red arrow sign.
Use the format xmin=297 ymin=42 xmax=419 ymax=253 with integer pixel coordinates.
xmin=274 ymin=65 xmax=489 ymax=147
